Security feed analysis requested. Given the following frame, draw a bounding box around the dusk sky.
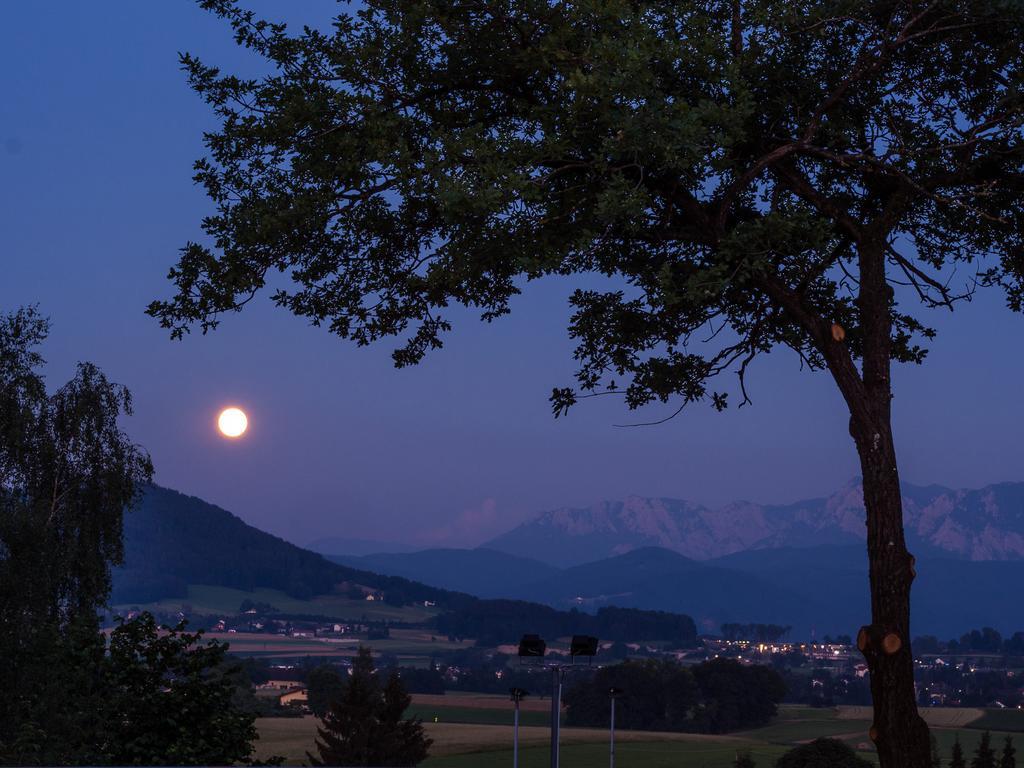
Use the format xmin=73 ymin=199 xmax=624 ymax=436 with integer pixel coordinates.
xmin=3 ymin=1 xmax=1023 ymax=550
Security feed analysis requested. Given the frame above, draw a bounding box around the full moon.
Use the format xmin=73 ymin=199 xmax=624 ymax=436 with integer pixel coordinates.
xmin=217 ymin=407 xmax=248 ymax=438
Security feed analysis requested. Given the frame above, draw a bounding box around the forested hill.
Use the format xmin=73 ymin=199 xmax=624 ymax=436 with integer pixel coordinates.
xmin=111 ymin=484 xmax=467 ymax=607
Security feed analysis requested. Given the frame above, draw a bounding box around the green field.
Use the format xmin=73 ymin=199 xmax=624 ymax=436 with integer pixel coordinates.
xmin=256 ymin=703 xmax=1024 ymax=767
xmin=114 ymin=584 xmax=439 ymax=623
xmin=408 ymin=704 xmax=551 ymax=728
xmin=966 ymin=708 xmax=1024 ymax=732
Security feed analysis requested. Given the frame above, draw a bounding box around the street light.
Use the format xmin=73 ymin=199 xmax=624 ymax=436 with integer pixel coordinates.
xmin=517 ymin=633 xmax=599 ymax=768
xmin=608 ymin=687 xmax=623 ymax=768
xmin=510 ymin=687 xmax=529 ymax=768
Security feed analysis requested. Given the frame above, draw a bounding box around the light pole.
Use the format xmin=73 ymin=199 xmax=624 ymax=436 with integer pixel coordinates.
xmin=550 ymin=666 xmax=563 ymax=768
xmin=608 ymin=687 xmax=623 ymax=768
xmin=510 ymin=687 xmax=529 ymax=768
xmin=517 ymin=633 xmax=599 ymax=768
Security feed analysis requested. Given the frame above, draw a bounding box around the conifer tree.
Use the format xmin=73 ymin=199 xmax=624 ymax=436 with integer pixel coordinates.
xmin=308 ymin=647 xmax=432 ymax=767
xmin=974 ymin=731 xmax=998 ymax=768
xmin=1001 ymin=736 xmax=1016 ymax=768
xmin=932 ymin=734 xmax=943 ymax=768
xmin=952 ymin=737 xmax=967 ymax=768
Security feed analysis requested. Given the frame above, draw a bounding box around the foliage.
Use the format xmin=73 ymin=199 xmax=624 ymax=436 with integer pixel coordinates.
xmin=0 ymin=306 xmax=152 ymax=764
xmin=721 ymin=624 xmax=792 ymax=643
xmin=98 ymin=613 xmax=259 ymax=766
xmin=308 ymin=647 xmax=432 ymax=766
xmin=737 ymin=752 xmax=757 ymax=768
xmin=775 ymin=738 xmax=873 ymax=768
xmin=564 ymin=657 xmax=785 ymax=734
xmin=1001 ymin=736 xmax=1017 ymax=768
xmin=155 ymin=3 xmax=1024 ymax=764
xmin=307 ymin=664 xmax=346 ymax=719
xmin=953 ymin=737 xmax=968 ymax=768
xmin=436 ymin=601 xmax=697 ymax=647
xmin=974 ymin=731 xmax=998 ymax=768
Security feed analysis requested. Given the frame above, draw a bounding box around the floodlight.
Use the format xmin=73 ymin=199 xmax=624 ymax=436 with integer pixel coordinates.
xmin=570 ymin=635 xmax=599 ymax=657
xmin=609 ymin=687 xmax=624 ymax=698
xmin=509 ymin=687 xmax=529 ymax=702
xmin=518 ymin=633 xmax=547 ymax=657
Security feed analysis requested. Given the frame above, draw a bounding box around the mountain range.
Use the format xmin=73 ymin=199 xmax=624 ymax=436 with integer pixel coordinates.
xmin=480 ymin=479 xmax=1024 ymax=566
xmin=111 ymin=480 xmax=1024 ymax=641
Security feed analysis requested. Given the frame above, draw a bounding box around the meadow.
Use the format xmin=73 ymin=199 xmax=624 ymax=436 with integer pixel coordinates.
xmin=253 ymin=698 xmax=1024 ymax=767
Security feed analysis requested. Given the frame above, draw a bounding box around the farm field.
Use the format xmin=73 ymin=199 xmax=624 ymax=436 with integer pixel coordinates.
xmin=255 ymin=702 xmax=1024 ymax=767
xmin=113 ymin=584 xmax=439 ymax=623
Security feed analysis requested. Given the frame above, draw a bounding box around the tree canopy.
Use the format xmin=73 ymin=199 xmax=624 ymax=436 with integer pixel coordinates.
xmin=153 ymin=3 xmax=1024 ymax=765
xmin=308 ymin=646 xmax=432 ymax=767
xmin=152 ymin=0 xmax=1024 ymax=418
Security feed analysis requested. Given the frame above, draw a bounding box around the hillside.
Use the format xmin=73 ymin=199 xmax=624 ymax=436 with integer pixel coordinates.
xmin=111 ymin=485 xmax=463 ymax=608
xmin=483 ymin=479 xmax=1024 ymax=566
xmin=328 ymin=548 xmax=561 ymax=599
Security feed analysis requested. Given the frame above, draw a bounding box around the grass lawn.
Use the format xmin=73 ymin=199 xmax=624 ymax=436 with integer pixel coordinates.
xmin=966 ymin=708 xmax=1024 ymax=732
xmin=407 ymin=704 xmax=551 ymax=728
xmin=255 ymin=702 xmax=1019 ymax=767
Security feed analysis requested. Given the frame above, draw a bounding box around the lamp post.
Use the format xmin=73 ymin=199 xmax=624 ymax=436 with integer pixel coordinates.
xmin=510 ymin=687 xmax=529 ymax=768
xmin=608 ymin=687 xmax=623 ymax=768
xmin=517 ymin=633 xmax=599 ymax=768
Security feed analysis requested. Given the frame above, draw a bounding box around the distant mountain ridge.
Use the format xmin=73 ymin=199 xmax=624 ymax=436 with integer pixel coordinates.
xmin=482 ymin=479 xmax=1024 ymax=566
xmin=112 ymin=484 xmax=467 ymax=609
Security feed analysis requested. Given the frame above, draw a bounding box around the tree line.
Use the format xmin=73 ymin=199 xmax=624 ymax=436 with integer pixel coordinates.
xmin=564 ymin=658 xmax=786 ymax=734
xmin=435 ymin=601 xmax=698 ymax=647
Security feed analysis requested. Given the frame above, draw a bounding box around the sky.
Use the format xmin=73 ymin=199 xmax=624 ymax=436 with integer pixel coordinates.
xmin=2 ymin=2 xmax=1023 ymax=550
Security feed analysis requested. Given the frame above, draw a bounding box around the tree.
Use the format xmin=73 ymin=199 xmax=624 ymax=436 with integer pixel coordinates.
xmin=0 ymin=306 xmax=153 ymax=763
xmin=974 ymin=732 xmax=998 ymax=768
xmin=775 ymin=738 xmax=872 ymax=768
xmin=307 ymin=647 xmax=431 ymax=766
xmin=307 ymin=664 xmax=346 ymax=719
xmin=152 ymin=3 xmax=1024 ymax=765
xmin=100 ymin=613 xmax=259 ymax=766
xmin=1001 ymin=736 xmax=1016 ymax=768
xmin=952 ymin=737 xmax=968 ymax=768
xmin=933 ymin=734 xmax=943 ymax=768
xmin=737 ymin=751 xmax=757 ymax=768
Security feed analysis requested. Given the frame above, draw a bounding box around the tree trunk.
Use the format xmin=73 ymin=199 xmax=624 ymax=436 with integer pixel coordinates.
xmin=849 ymin=238 xmax=931 ymax=768
xmin=852 ymin=419 xmax=931 ymax=768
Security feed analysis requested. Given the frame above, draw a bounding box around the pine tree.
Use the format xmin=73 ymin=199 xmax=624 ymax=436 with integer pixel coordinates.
xmin=974 ymin=731 xmax=998 ymax=768
xmin=1001 ymin=736 xmax=1016 ymax=768
xmin=952 ymin=737 xmax=967 ymax=768
xmin=307 ymin=647 xmax=432 ymax=766
xmin=932 ymin=734 xmax=943 ymax=768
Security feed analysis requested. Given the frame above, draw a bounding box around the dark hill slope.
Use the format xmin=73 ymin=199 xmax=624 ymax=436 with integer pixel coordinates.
xmin=112 ymin=485 xmax=467 ymax=608
xmin=329 ymin=548 xmax=561 ymax=599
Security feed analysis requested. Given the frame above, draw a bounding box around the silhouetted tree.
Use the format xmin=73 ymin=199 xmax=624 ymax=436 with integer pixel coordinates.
xmin=974 ymin=732 xmax=998 ymax=768
xmin=952 ymin=736 xmax=967 ymax=768
xmin=155 ymin=4 xmax=1024 ymax=765
xmin=0 ymin=307 xmax=152 ymax=764
xmin=736 ymin=751 xmax=756 ymax=768
xmin=1001 ymin=736 xmax=1017 ymax=768
xmin=776 ymin=738 xmax=872 ymax=768
xmin=308 ymin=647 xmax=431 ymax=766
xmin=932 ymin=734 xmax=943 ymax=768
xmin=307 ymin=664 xmax=346 ymax=719
xmin=100 ymin=613 xmax=258 ymax=766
